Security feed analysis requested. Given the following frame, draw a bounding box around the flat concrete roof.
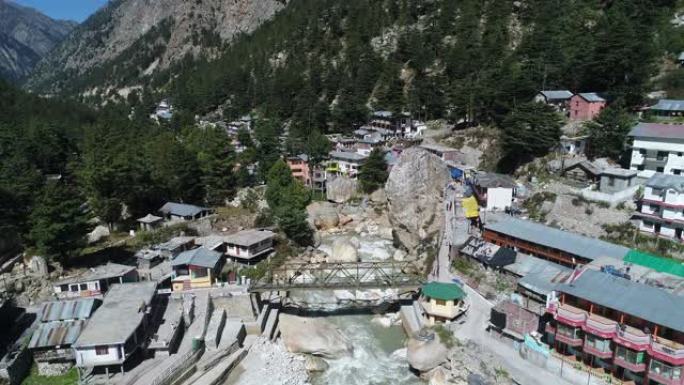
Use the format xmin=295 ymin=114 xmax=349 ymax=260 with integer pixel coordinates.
xmin=224 ymin=229 xmax=275 ymax=247
xmin=55 ymin=263 xmax=136 ymax=286
xmin=73 ymin=282 xmax=157 ymax=347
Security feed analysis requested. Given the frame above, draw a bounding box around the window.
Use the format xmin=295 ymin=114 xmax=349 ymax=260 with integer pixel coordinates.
xmin=652 ymin=188 xmax=663 ymax=196
xmin=639 ymin=149 xmax=646 ymax=155
xmin=638 ymin=165 xmax=645 ymax=171
xmin=585 ymin=334 xmax=611 ymax=353
xmin=651 ymin=205 xmax=660 ymax=213
xmin=608 ymin=177 xmax=615 ymax=187
xmin=70 ymin=284 xmax=79 ymax=292
xmin=679 ymin=152 xmax=683 ymax=157
xmin=435 ymin=299 xmax=446 ymax=306
xmin=615 ymin=346 xmax=645 ymax=364
xmin=80 ymin=283 xmax=87 ymax=291
xmin=557 ymin=323 xmax=582 ymax=340
xmin=95 ymin=346 xmax=109 ymax=356
xmin=650 ymin=359 xmax=682 ymax=380
xmin=676 ymin=170 xmax=682 ymax=176
xmin=59 ymin=284 xmax=68 ymax=292
xmin=657 ymin=151 xmax=668 ymax=159
xmin=657 ymin=167 xmax=665 ymax=172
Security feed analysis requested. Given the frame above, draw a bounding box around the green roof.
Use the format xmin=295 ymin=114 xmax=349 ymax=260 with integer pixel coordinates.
xmin=421 ymin=282 xmax=466 ymax=301
xmin=624 ymin=250 xmax=684 ymax=278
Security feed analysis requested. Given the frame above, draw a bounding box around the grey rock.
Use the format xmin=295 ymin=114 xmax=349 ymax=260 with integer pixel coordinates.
xmin=304 ymin=355 xmax=329 ymax=372
xmin=407 ymin=333 xmax=448 ymax=372
xmin=386 ymin=148 xmax=450 ymax=254
xmin=369 ymin=188 xmax=387 ymax=204
xmin=326 ymin=177 xmax=358 ymax=203
xmin=329 ymin=238 xmax=358 ymax=263
xmin=279 ymin=314 xmax=353 ymax=358
xmin=307 ymin=202 xmax=340 ymax=230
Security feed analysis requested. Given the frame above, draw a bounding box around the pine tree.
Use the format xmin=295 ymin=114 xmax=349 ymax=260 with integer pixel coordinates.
xmin=29 ymin=182 xmax=92 ymax=263
xmin=359 ymin=149 xmax=389 ymax=194
xmin=266 ymin=160 xmax=313 ymax=246
xmin=500 ymin=102 xmax=562 ymax=169
xmin=585 ymin=106 xmax=635 ymax=162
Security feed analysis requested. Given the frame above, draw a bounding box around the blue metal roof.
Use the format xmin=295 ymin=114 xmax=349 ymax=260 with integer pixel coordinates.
xmin=539 ymin=90 xmax=573 ymax=100
xmin=159 ymin=202 xmax=209 ymax=217
xmin=484 ymin=214 xmax=630 ymax=261
xmin=651 ymin=99 xmax=684 ymax=112
xmin=578 ymin=92 xmax=605 ymax=103
xmin=172 ymin=247 xmax=222 ymax=268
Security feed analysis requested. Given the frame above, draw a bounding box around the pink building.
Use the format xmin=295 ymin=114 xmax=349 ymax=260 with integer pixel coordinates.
xmin=569 ymin=93 xmax=606 ymax=121
xmin=286 ymin=155 xmax=311 ymax=186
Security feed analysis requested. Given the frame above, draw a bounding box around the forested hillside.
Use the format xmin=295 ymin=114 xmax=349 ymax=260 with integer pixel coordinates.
xmin=168 ymin=0 xmax=684 ymax=140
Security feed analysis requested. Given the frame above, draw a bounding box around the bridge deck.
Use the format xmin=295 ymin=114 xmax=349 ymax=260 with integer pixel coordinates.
xmin=248 ymin=261 xmax=424 ymax=292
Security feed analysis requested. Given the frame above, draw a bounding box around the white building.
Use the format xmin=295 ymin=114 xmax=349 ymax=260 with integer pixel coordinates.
xmin=635 ymin=173 xmax=684 ymax=241
xmin=72 ymin=282 xmax=157 ymax=377
xmin=629 ymin=122 xmax=684 ymax=178
xmin=53 ymin=263 xmax=138 ymax=299
xmin=327 ymin=151 xmax=368 ymax=178
xmin=471 ymin=172 xmax=517 ymax=211
xmin=224 ymin=229 xmax=275 ymax=263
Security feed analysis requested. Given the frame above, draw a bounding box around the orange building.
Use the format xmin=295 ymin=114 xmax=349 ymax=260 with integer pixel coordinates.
xmin=286 ymin=155 xmax=311 ymax=186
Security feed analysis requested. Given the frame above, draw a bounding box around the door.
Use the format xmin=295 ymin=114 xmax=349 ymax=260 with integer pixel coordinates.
xmin=676 ymin=228 xmax=682 ymax=241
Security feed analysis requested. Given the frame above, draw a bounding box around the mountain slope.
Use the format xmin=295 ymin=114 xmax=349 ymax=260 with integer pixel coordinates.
xmin=26 ymin=0 xmax=287 ymax=95
xmin=0 ymin=0 xmax=76 ymax=81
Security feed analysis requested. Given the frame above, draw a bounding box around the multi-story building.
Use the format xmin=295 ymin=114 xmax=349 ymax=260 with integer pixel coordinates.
xmin=634 ymin=173 xmax=684 ymax=241
xmin=286 ymin=154 xmax=311 ymax=186
xmin=629 ymin=123 xmax=684 ymax=178
xmin=534 ymin=90 xmax=574 ymax=114
xmin=545 ymin=268 xmax=684 ymax=385
xmin=326 ymin=151 xmax=368 ymax=178
xmin=483 ymin=214 xmax=630 ymax=267
xmin=171 ymin=247 xmax=223 ymax=291
xmin=224 ymin=229 xmax=275 ymax=264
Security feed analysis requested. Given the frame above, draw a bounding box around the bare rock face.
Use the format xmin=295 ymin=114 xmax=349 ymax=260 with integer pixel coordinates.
xmin=386 ymin=148 xmax=450 ymax=254
xmin=329 ymin=238 xmax=358 ymax=263
xmin=407 ymin=333 xmax=448 ymax=372
xmin=307 ymin=202 xmax=340 ymax=230
xmin=326 ymin=176 xmax=358 ymax=203
xmin=279 ymin=314 xmax=353 ymax=358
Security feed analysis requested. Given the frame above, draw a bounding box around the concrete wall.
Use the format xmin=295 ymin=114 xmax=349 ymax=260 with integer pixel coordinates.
xmin=578 ymin=185 xmax=639 ymax=207
xmin=630 ymin=137 xmax=684 ymax=178
xmin=486 ymin=187 xmax=513 ymax=211
xmin=75 ymin=344 xmax=123 ymax=367
xmin=599 ymin=175 xmax=634 ymax=194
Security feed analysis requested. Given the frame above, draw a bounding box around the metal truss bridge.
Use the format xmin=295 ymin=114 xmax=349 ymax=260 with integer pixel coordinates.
xmin=248 ymin=261 xmax=424 ymax=292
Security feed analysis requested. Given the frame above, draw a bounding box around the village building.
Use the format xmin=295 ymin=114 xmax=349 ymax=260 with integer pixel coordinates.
xmin=419 ymin=143 xmax=461 ymax=162
xmin=158 ymin=202 xmax=212 ymax=221
xmin=559 ymin=122 xmax=589 ymax=155
xmin=286 ymin=154 xmax=311 ymax=186
xmin=312 ymin=166 xmax=327 ymax=193
xmin=459 ymin=237 xmax=517 ymax=270
xmin=154 ymin=99 xmax=173 ymax=120
xmin=224 ymin=229 xmax=275 ymax=264
xmin=599 ymin=167 xmax=638 ymax=194
xmin=569 ymin=93 xmax=606 ymax=121
xmin=326 ymin=151 xmax=368 ymax=178
xmin=53 ymin=263 xmax=139 ymax=299
xmin=545 ymin=268 xmax=684 ymax=385
xmin=534 ymin=90 xmax=574 ymax=113
xmin=171 ymin=247 xmax=223 ymax=291
xmin=649 ymin=99 xmax=684 ymax=118
xmin=635 ymin=173 xmax=684 ymax=241
xmin=355 ymin=137 xmax=384 ymax=157
xmin=505 ymin=253 xmax=572 ymax=315
xmin=29 ymin=298 xmax=100 ymax=368
xmin=629 ymin=122 xmax=684 ymax=178
xmin=136 ymin=213 xmax=163 ymax=231
xmin=155 ymin=236 xmax=195 ymax=259
xmin=490 ymin=300 xmax=539 ymax=341
xmin=135 ymin=249 xmax=164 ymax=270
xmin=561 ymin=160 xmax=602 ymax=185
xmin=483 ymin=214 xmax=630 ymax=267
xmin=72 ymin=282 xmax=157 ymax=377
xmin=419 ymin=282 xmax=468 ymax=325
xmin=470 ymin=172 xmax=517 ymax=211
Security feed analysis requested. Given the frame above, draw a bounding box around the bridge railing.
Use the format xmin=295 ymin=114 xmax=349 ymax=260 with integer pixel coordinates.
xmin=248 ymin=261 xmax=424 ymax=292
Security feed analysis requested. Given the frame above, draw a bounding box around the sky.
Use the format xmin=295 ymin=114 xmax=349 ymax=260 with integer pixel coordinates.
xmin=13 ymin=0 xmax=109 ymax=22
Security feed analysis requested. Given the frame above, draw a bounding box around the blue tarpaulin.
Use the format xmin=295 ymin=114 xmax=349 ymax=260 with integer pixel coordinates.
xmin=450 ymin=167 xmax=463 ymax=179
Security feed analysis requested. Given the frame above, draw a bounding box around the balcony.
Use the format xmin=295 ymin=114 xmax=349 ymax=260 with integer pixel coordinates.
xmin=545 ymin=323 xmax=556 ymax=335
xmin=650 ymin=336 xmax=684 ymax=366
xmin=648 ymin=370 xmax=682 ymax=385
xmin=555 ymin=331 xmax=584 ymax=347
xmin=614 ymin=325 xmax=650 ymax=350
xmin=614 ymin=354 xmax=647 ymax=373
xmin=583 ymin=314 xmax=618 ymax=338
xmin=583 ymin=342 xmax=613 ymax=359
xmin=555 ymin=304 xmax=588 ymax=327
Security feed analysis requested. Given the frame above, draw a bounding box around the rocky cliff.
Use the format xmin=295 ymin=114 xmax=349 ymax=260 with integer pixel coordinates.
xmin=26 ymin=0 xmax=286 ymax=94
xmin=0 ymin=0 xmax=76 ymax=81
xmin=385 ymin=148 xmax=450 ymax=256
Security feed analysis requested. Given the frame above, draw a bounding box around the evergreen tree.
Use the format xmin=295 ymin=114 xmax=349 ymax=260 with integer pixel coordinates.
xmin=29 ymin=183 xmax=92 ymax=262
xmin=585 ymin=106 xmax=635 ymax=162
xmin=359 ymin=149 xmax=389 ymax=194
xmin=266 ymin=160 xmax=313 ymax=246
xmin=254 ymin=117 xmax=282 ymax=182
xmin=500 ymin=102 xmax=562 ymax=170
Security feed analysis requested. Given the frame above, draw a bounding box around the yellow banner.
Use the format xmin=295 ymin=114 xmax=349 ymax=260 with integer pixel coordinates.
xmin=461 ymin=196 xmax=480 ymax=219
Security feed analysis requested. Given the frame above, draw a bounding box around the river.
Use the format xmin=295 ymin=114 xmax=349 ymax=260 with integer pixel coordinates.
xmin=310 ymin=314 xmax=422 ymax=385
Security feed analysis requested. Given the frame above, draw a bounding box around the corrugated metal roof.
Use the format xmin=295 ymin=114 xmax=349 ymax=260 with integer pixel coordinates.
xmin=577 ymin=92 xmax=605 ymax=103
xmin=646 ymin=172 xmax=684 ymax=192
xmin=651 ymin=99 xmax=684 ymax=112
xmin=329 ymin=151 xmax=368 ymax=161
xmin=29 ymin=320 xmax=86 ymax=349
xmin=172 ymin=247 xmax=222 ymax=268
xmin=556 ymin=269 xmax=684 ymax=332
xmin=40 ymin=298 xmax=98 ymax=322
xmin=159 ymin=202 xmax=209 ymax=217
xmin=629 ymin=122 xmax=684 ymax=140
xmin=484 ymin=214 xmax=630 ymax=261
xmin=223 ymin=229 xmax=275 ymax=247
xmin=539 ymin=90 xmax=573 ymax=100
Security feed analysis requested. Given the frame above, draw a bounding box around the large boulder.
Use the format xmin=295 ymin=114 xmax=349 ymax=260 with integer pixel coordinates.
xmin=327 ymin=176 xmax=358 ymax=203
xmin=369 ymin=188 xmax=387 ymax=204
xmin=329 ymin=238 xmax=358 ymax=263
xmin=307 ymin=202 xmax=340 ymax=230
xmin=279 ymin=314 xmax=353 ymax=358
xmin=407 ymin=333 xmax=449 ymax=372
xmin=386 ymin=148 xmax=450 ymax=254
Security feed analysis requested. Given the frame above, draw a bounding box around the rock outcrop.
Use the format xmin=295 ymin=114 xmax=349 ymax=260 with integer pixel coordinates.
xmin=407 ymin=334 xmax=448 ymax=372
xmin=279 ymin=314 xmax=353 ymax=358
xmin=307 ymin=202 xmax=340 ymax=230
xmin=385 ymin=148 xmax=450 ymax=254
xmin=326 ymin=176 xmax=358 ymax=203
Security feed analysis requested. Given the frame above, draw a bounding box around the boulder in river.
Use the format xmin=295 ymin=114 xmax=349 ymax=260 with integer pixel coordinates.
xmin=307 ymin=202 xmax=340 ymax=230
xmin=329 ymin=238 xmax=359 ymax=263
xmin=304 ymin=355 xmax=329 ymax=372
xmin=279 ymin=314 xmax=353 ymax=358
xmin=385 ymin=147 xmax=450 ymax=255
xmin=407 ymin=332 xmax=448 ymax=372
